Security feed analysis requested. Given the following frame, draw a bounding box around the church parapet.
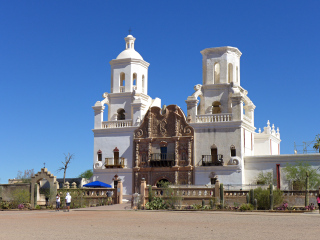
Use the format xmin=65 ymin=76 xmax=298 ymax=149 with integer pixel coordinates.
xmin=196 ymin=113 xmax=232 ymax=123
xmin=102 ymin=119 xmax=133 ymax=128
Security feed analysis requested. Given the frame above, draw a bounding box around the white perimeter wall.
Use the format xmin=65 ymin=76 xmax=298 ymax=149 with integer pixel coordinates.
xmin=244 ymin=154 xmax=320 ymax=190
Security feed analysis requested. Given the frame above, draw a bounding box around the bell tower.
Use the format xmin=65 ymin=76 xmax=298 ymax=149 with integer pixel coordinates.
xmin=110 ymin=35 xmax=149 ymax=95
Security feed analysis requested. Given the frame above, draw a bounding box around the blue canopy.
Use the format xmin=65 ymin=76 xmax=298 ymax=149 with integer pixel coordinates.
xmin=83 ymin=181 xmax=112 ymax=188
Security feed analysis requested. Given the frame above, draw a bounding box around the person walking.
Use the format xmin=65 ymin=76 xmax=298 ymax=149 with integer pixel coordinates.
xmin=65 ymin=192 xmax=72 ymax=212
xmin=56 ymin=193 xmax=60 ymax=211
xmin=317 ymin=195 xmax=320 ymax=214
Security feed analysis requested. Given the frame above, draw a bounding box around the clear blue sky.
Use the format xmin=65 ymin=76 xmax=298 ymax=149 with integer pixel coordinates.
xmin=1 ymin=1 xmax=319 ymax=183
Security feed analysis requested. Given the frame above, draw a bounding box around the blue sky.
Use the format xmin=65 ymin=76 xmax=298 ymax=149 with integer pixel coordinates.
xmin=1 ymin=1 xmax=319 ymax=183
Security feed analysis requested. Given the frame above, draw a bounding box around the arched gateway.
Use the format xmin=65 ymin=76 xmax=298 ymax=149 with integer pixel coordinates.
xmin=30 ymin=168 xmax=59 ymax=207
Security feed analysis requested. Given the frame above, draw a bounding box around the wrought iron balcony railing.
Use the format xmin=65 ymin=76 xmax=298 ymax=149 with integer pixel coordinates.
xmin=150 ymin=153 xmax=175 ymax=167
xmin=105 ymin=158 xmax=126 ymax=168
xmin=201 ymin=155 xmax=224 ymax=166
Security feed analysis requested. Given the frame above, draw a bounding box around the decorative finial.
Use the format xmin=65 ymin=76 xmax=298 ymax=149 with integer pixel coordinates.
xmin=258 ymin=128 xmax=261 ymax=133
xmin=267 ymin=120 xmax=270 ymax=127
xmin=128 ymin=28 xmax=132 ymax=35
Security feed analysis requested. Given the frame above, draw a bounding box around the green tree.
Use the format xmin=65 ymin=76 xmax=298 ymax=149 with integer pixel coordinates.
xmin=78 ymin=169 xmax=93 ymax=179
xmin=313 ymin=135 xmax=320 ymax=153
xmin=283 ymin=161 xmax=320 ymax=190
xmin=255 ymin=171 xmax=274 ymax=185
xmin=57 ymin=153 xmax=74 ymax=184
xmin=16 ymin=169 xmax=35 ymax=183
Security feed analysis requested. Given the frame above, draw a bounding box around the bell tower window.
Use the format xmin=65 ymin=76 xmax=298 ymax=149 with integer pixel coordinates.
xmin=214 ymin=63 xmax=220 ymax=84
xmin=228 ymin=63 xmax=233 ymax=83
xmin=133 ymin=73 xmax=137 ymax=90
xmin=212 ymin=101 xmax=221 ymax=114
xmin=120 ymin=72 xmax=125 ymax=92
xmin=230 ymin=145 xmax=236 ymax=157
xmin=117 ymin=108 xmax=125 ymax=120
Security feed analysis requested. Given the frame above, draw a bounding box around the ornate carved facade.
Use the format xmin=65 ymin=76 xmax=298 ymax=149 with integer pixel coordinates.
xmin=133 ymin=105 xmax=194 ymax=192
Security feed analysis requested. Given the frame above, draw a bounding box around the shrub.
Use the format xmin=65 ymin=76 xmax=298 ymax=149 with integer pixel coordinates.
xmin=0 ymin=201 xmax=12 ymax=209
xmin=240 ymin=203 xmax=254 ymax=211
xmin=145 ymin=197 xmax=166 ymax=210
xmin=11 ymin=189 xmax=30 ymax=208
xmin=254 ymin=187 xmax=283 ymax=210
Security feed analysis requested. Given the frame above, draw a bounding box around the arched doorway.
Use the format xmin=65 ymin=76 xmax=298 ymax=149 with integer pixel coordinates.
xmin=30 ymin=168 xmax=58 ymax=208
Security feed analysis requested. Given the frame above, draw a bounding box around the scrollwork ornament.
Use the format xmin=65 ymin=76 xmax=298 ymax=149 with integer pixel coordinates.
xmin=136 ymin=129 xmax=143 ymax=138
xmin=184 ymin=126 xmax=192 ymax=135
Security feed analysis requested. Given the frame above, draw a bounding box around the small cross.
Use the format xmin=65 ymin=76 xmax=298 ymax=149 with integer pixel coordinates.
xmin=128 ymin=28 xmax=132 ymax=35
xmin=43 ymin=162 xmax=46 ymax=168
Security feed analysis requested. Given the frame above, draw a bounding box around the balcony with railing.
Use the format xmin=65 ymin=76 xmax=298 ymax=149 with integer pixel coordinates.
xmin=150 ymin=153 xmax=175 ymax=167
xmin=202 ymin=155 xmax=224 ymax=166
xmin=196 ymin=114 xmax=232 ymax=123
xmin=102 ymin=119 xmax=133 ymax=128
xmin=104 ymin=158 xmax=126 ymax=168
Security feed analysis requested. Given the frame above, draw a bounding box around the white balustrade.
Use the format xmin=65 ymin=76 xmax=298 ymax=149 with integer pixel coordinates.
xmin=120 ymin=86 xmax=125 ymax=92
xmin=196 ymin=113 xmax=232 ymax=123
xmin=102 ymin=120 xmax=133 ymax=128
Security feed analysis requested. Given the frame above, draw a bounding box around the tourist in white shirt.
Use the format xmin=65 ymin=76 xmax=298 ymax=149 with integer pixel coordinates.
xmin=65 ymin=192 xmax=71 ymax=212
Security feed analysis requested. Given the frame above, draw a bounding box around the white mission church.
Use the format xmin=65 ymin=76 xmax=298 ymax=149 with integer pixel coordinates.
xmin=91 ymin=34 xmax=320 ymax=195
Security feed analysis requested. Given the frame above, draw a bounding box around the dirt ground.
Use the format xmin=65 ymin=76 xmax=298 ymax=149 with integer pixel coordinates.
xmin=1 ymin=204 xmax=319 ymax=240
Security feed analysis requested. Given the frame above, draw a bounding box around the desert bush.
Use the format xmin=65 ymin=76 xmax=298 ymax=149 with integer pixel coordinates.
xmin=240 ymin=203 xmax=254 ymax=211
xmin=145 ymin=197 xmax=166 ymax=210
xmin=11 ymin=189 xmax=30 ymax=208
xmin=0 ymin=201 xmax=12 ymax=209
xmin=254 ymin=187 xmax=283 ymax=210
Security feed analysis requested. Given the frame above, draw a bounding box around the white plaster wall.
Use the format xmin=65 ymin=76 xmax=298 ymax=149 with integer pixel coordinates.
xmin=195 ymin=166 xmax=242 ymax=185
xmin=202 ymin=85 xmax=231 ymax=114
xmin=191 ymin=124 xmax=243 ymax=166
xmin=108 ymin=94 xmax=133 ymax=120
xmin=271 ymin=140 xmax=279 ymax=155
xmin=244 ymin=154 xmax=320 ymax=190
xmin=244 ymin=129 xmax=253 ymax=156
xmin=92 ymin=128 xmax=137 ymax=195
xmin=93 ymin=129 xmax=136 ymax=168
xmin=254 ymin=138 xmax=270 ymax=155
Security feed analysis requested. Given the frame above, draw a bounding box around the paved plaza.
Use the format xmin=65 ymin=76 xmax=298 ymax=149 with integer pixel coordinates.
xmin=0 ymin=203 xmax=319 ymax=240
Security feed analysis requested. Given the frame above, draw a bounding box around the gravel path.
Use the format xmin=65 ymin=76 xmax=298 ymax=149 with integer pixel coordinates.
xmin=1 ymin=205 xmax=319 ymax=240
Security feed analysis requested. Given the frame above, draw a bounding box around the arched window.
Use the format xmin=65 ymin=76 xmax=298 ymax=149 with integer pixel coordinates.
xmin=97 ymin=150 xmax=102 ymax=161
xmin=142 ymin=75 xmax=145 ymax=92
xmin=230 ymin=145 xmax=236 ymax=157
xmin=117 ymin=108 xmax=125 ymax=120
xmin=120 ymin=72 xmax=125 ymax=92
xmin=133 ymin=73 xmax=137 ymax=90
xmin=214 ymin=63 xmax=220 ymax=84
xmin=212 ymin=101 xmax=221 ymax=114
xmin=228 ymin=63 xmax=233 ymax=83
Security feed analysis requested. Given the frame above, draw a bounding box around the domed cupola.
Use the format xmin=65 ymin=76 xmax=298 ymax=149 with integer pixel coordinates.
xmin=116 ymin=35 xmax=143 ymax=60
